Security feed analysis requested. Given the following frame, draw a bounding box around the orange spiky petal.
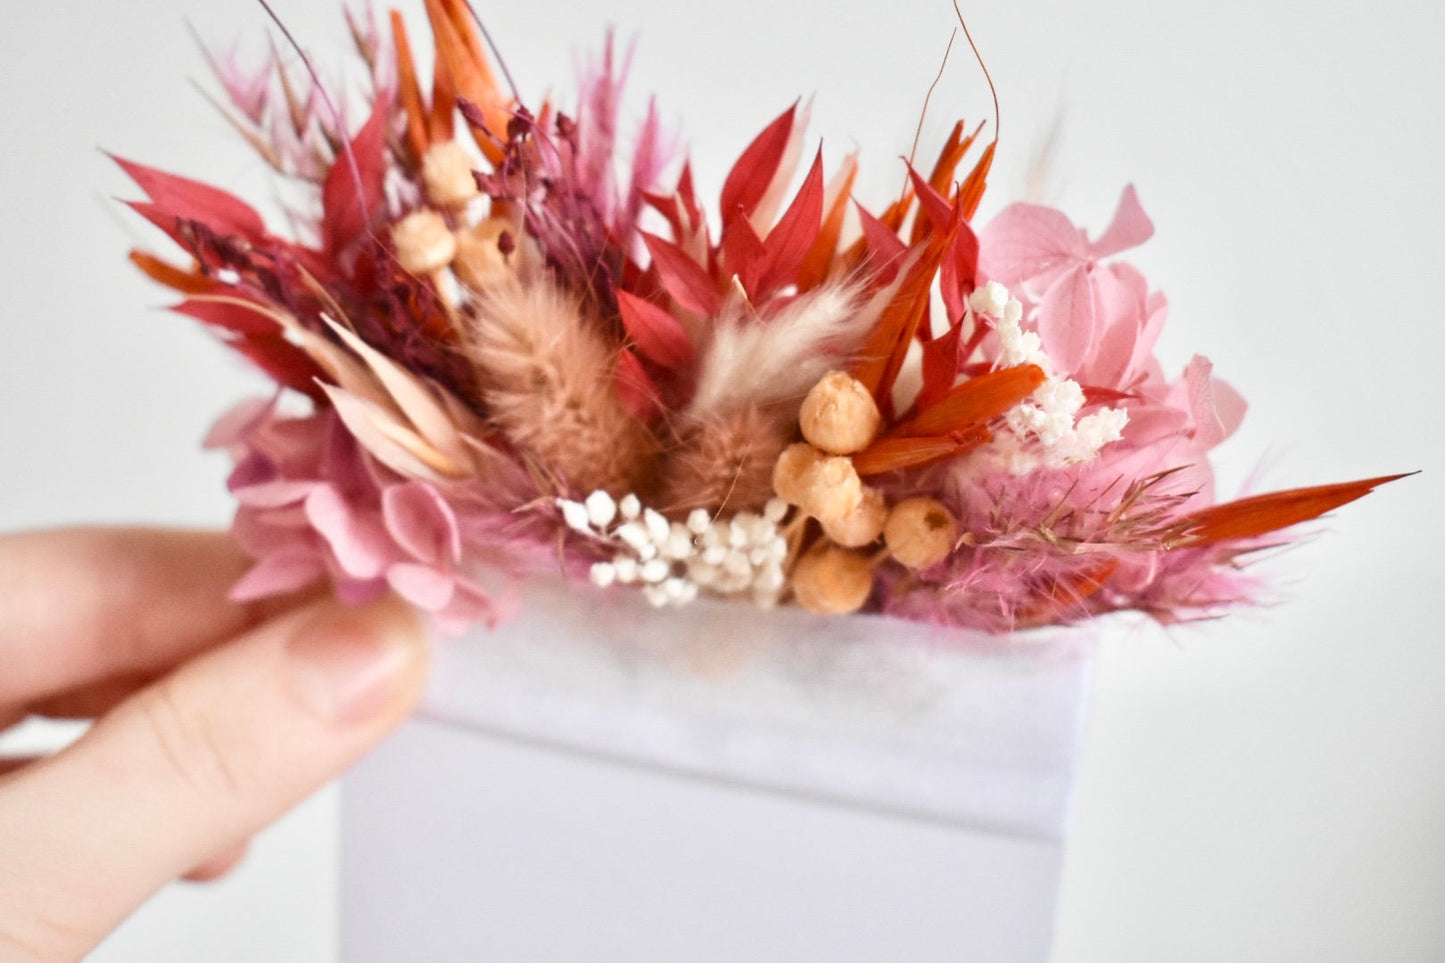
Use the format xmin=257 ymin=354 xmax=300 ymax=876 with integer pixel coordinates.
xmin=1176 ymin=473 xmax=1413 ymax=547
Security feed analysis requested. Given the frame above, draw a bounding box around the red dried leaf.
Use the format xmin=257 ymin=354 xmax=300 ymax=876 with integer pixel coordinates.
xmin=642 ymin=232 xmax=723 ymax=317
xmin=917 ymin=321 xmax=964 ymax=410
xmin=891 ymin=364 xmax=1046 ymax=438
xmin=798 ymin=156 xmax=858 ymax=290
xmin=855 ymin=202 xmax=909 ymax=275
xmin=112 ymin=155 xmax=266 ymax=240
xmin=907 ymin=166 xmax=954 ymax=238
xmin=939 ymin=221 xmax=981 ymax=322
xmin=321 ymin=97 xmax=390 ymax=257
xmin=1177 ymin=473 xmax=1412 ymax=547
xmin=720 ymin=104 xmax=796 ymax=225
xmin=616 ymin=290 xmax=696 ymax=370
xmin=852 ymin=430 xmax=990 ymax=476
xmin=173 ymin=298 xmax=281 ymax=336
xmin=723 ymin=216 xmax=766 ymax=294
xmin=751 ymin=148 xmax=825 ymax=298
xmin=228 ymin=334 xmax=329 ymax=404
xmin=614 ymin=347 xmax=665 ymax=422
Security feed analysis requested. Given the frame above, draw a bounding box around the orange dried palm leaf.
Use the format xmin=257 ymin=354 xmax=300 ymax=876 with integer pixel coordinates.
xmin=1015 ymin=559 xmax=1119 ymax=628
xmin=1176 ymin=473 xmax=1412 ymax=547
xmin=890 ymin=364 xmax=1045 ymax=437
xmin=852 ymin=429 xmax=989 ymax=476
xmin=850 ymin=231 xmax=951 ymax=410
xmin=128 ymin=251 xmax=218 ymax=296
xmin=390 ymin=10 xmax=430 ymax=161
xmin=957 ymin=140 xmax=996 ymax=221
xmin=424 ymin=0 xmax=506 ymax=162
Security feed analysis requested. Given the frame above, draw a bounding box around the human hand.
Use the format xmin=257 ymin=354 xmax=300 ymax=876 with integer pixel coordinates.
xmin=0 ymin=528 xmax=428 ymax=961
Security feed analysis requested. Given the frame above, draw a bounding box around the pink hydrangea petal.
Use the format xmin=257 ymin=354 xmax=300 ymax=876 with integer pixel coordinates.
xmin=204 ymin=396 xmax=274 ymax=449
xmin=386 ymin=562 xmax=456 ymax=610
xmin=382 ymin=482 xmax=461 ymax=566
xmin=229 ymin=548 xmax=325 ymax=601
xmin=978 ymin=202 xmax=1089 ymax=290
xmin=334 ymin=577 xmax=389 ymax=607
xmin=1079 ymin=265 xmax=1147 ymax=388
xmin=234 ymin=480 xmax=320 ymax=507
xmin=304 ymin=486 xmax=394 ymax=579
xmin=1184 ymin=355 xmax=1231 ymax=448
xmin=1087 ymin=185 xmax=1154 ymax=260
xmin=1036 ymin=266 xmax=1097 ymax=376
xmin=1212 ymin=377 xmax=1248 ymax=444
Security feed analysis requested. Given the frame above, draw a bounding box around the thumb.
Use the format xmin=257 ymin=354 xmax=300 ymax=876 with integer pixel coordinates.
xmin=0 ymin=594 xmax=428 ymax=961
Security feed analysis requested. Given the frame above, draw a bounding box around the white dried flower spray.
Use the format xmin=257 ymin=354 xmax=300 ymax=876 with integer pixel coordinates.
xmin=557 ymin=494 xmax=792 ymax=608
xmin=970 ymin=280 xmax=1128 ymax=472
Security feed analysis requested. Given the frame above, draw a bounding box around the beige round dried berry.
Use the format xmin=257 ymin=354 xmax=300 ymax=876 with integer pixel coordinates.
xmin=798 ymin=455 xmax=863 ymax=525
xmin=884 ymin=497 xmax=959 ymax=570
xmin=771 ymin=442 xmax=824 ymax=506
xmin=822 ymin=486 xmax=888 ymax=547
xmin=421 ymin=140 xmax=480 ymax=208
xmin=452 ymin=217 xmax=517 ymax=291
xmin=393 ymin=209 xmax=457 ymax=275
xmin=799 ymin=370 xmax=882 ymax=455
xmin=791 ymin=542 xmax=874 ymax=614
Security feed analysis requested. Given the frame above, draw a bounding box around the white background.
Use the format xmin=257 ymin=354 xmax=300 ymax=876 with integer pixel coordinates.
xmin=2 ymin=0 xmax=1441 ymax=959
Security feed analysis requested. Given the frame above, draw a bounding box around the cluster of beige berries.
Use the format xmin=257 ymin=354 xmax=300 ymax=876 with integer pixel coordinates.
xmin=390 ymin=140 xmax=534 ymax=298
xmin=772 ymin=370 xmax=961 ymax=615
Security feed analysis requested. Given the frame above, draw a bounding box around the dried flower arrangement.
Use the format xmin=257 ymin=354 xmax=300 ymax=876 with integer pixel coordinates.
xmin=122 ymin=0 xmax=1403 ymax=634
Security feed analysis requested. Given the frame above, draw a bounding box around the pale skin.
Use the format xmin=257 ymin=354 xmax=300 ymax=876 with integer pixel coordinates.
xmin=0 ymin=528 xmax=429 ymax=961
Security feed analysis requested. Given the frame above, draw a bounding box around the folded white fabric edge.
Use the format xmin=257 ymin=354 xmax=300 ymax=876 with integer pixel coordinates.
xmin=419 ymin=579 xmax=1097 ymax=839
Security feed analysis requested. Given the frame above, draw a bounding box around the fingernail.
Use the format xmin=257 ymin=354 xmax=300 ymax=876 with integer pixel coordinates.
xmin=286 ymin=596 xmax=426 ymax=725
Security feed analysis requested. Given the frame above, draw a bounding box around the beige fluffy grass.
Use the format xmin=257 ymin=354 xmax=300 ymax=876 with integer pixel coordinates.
xmin=466 ymin=279 xmax=658 ymax=496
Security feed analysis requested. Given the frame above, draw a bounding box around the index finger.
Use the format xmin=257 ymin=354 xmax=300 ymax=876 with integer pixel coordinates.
xmin=0 ymin=527 xmax=281 ymax=707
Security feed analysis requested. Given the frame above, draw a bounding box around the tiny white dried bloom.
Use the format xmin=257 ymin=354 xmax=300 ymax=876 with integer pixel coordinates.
xmin=686 ymin=508 xmax=712 ymax=535
xmin=643 ymin=583 xmax=670 ymax=607
xmin=614 ymin=521 xmax=651 ymax=553
xmin=640 ymin=558 xmax=670 ymax=584
xmin=557 ymin=498 xmax=593 ymax=534
xmin=619 ymin=493 xmax=642 ymax=519
xmin=585 ymin=490 xmax=617 ymax=530
xmin=643 ymin=508 xmax=671 ymax=545
xmin=969 ymin=280 xmax=1010 ymax=318
xmin=613 ymin=557 xmax=639 ymax=583
xmin=763 ymin=497 xmax=789 ymax=523
xmin=589 ymin=562 xmax=617 ymax=587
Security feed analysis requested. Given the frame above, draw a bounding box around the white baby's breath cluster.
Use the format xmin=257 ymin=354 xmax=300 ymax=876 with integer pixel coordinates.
xmin=969 ymin=281 xmax=1129 ymax=474
xmin=556 ymin=492 xmax=792 ymax=608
